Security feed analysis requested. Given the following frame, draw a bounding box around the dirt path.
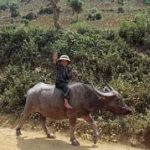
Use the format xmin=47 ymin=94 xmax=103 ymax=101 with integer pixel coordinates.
xmin=0 ymin=127 xmax=146 ymax=150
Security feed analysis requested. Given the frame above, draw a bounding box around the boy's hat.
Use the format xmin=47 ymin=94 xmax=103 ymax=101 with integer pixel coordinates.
xmin=58 ymin=55 xmax=71 ymax=62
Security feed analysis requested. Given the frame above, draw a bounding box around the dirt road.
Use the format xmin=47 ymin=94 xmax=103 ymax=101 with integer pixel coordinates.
xmin=0 ymin=127 xmax=146 ymax=150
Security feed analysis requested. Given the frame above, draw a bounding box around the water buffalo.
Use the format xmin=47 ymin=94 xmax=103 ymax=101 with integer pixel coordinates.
xmin=16 ymin=82 xmax=131 ymax=146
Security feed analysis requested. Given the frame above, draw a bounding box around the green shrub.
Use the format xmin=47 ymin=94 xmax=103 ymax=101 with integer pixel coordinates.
xmin=118 ymin=0 xmax=124 ymax=5
xmin=38 ymin=7 xmax=53 ymax=15
xmin=21 ymin=18 xmax=29 ymax=26
xmin=117 ymin=7 xmax=124 ymax=13
xmin=144 ymin=0 xmax=150 ymax=5
xmin=11 ymin=9 xmax=20 ymax=17
xmin=143 ymin=33 xmax=150 ymax=53
xmin=9 ymin=3 xmax=19 ymax=12
xmin=0 ymin=4 xmax=8 ymax=11
xmin=22 ymin=12 xmax=37 ymax=21
xmin=9 ymin=3 xmax=19 ymax=18
xmin=119 ymin=13 xmax=150 ymax=53
xmin=0 ymin=27 xmax=149 ymax=146
xmin=69 ymin=0 xmax=82 ymax=15
xmin=0 ymin=65 xmax=52 ymax=112
xmin=87 ymin=8 xmax=102 ymax=21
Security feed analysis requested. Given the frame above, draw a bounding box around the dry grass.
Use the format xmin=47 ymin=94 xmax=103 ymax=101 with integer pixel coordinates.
xmin=0 ymin=0 xmax=149 ymax=30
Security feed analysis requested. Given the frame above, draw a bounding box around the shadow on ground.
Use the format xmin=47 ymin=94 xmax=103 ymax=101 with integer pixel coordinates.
xmin=16 ymin=136 xmax=97 ymax=150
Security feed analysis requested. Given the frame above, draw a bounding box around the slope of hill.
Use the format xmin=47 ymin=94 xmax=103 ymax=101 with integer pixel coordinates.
xmin=0 ymin=0 xmax=149 ymax=30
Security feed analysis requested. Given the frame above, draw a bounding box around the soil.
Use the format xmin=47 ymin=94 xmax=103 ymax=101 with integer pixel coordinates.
xmin=0 ymin=113 xmax=147 ymax=150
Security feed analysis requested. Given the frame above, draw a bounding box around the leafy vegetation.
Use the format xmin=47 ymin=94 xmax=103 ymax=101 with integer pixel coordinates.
xmin=68 ymin=0 xmax=83 ymax=21
xmin=119 ymin=11 xmax=150 ymax=54
xmin=22 ymin=12 xmax=37 ymax=21
xmin=38 ymin=7 xmax=53 ymax=15
xmin=87 ymin=8 xmax=102 ymax=21
xmin=117 ymin=7 xmax=124 ymax=13
xmin=0 ymin=19 xmax=150 ymax=145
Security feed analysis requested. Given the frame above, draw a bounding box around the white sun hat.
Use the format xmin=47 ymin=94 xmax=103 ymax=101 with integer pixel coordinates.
xmin=58 ymin=55 xmax=71 ymax=62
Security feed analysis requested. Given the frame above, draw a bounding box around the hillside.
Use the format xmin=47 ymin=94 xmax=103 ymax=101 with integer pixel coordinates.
xmin=0 ymin=0 xmax=149 ymax=30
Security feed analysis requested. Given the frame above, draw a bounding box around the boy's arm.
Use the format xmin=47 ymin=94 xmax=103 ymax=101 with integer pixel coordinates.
xmin=53 ymin=51 xmax=58 ymax=64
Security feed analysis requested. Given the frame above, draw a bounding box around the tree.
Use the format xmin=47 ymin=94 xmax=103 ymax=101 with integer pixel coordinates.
xmin=143 ymin=0 xmax=150 ymax=4
xmin=69 ymin=0 xmax=82 ymax=21
xmin=118 ymin=0 xmax=124 ymax=5
xmin=9 ymin=3 xmax=20 ymax=18
xmin=48 ymin=0 xmax=61 ymax=29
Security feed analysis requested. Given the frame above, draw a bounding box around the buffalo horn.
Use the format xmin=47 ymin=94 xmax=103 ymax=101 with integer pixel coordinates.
xmin=92 ymin=84 xmax=114 ymax=98
xmin=104 ymin=81 xmax=114 ymax=91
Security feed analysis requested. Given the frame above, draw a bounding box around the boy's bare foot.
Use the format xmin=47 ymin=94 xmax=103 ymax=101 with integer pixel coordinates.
xmin=64 ymin=99 xmax=73 ymax=109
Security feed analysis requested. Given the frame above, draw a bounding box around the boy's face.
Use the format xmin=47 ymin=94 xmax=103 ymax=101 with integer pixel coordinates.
xmin=61 ymin=60 xmax=69 ymax=67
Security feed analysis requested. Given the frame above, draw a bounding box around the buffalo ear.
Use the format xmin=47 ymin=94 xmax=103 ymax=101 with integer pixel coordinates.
xmin=103 ymin=86 xmax=111 ymax=93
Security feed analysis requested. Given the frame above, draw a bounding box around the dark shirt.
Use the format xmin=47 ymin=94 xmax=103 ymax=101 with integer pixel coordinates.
xmin=54 ymin=63 xmax=72 ymax=85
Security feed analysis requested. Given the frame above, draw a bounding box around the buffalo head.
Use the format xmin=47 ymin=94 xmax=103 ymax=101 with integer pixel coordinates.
xmin=93 ymin=84 xmax=132 ymax=115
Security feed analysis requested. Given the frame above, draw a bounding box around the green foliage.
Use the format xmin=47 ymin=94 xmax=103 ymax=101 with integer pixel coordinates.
xmin=0 ymin=4 xmax=8 ymax=11
xmin=21 ymin=18 xmax=29 ymax=26
xmin=0 ymin=65 xmax=52 ymax=111
xmin=119 ymin=12 xmax=150 ymax=54
xmin=87 ymin=8 xmax=102 ymax=21
xmin=117 ymin=0 xmax=124 ymax=5
xmin=11 ymin=9 xmax=19 ymax=18
xmin=69 ymin=0 xmax=82 ymax=16
xmin=117 ymin=7 xmax=124 ymax=13
xmin=38 ymin=7 xmax=53 ymax=15
xmin=22 ymin=12 xmax=37 ymax=21
xmin=9 ymin=3 xmax=19 ymax=18
xmin=9 ymin=3 xmax=19 ymax=11
xmin=0 ymin=24 xmax=149 ymax=146
xmin=0 ymin=0 xmax=18 ymax=5
xmin=1 ymin=27 xmax=149 ymax=87
xmin=143 ymin=0 xmax=150 ymax=4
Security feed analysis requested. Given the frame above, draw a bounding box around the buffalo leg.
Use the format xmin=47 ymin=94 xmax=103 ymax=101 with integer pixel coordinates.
xmin=69 ymin=118 xmax=80 ymax=146
xmin=16 ymin=105 xmax=31 ymax=136
xmin=39 ymin=114 xmax=55 ymax=139
xmin=83 ymin=114 xmax=99 ymax=144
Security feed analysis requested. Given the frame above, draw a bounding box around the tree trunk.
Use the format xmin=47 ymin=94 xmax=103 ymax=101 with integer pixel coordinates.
xmin=49 ymin=0 xmax=61 ymax=30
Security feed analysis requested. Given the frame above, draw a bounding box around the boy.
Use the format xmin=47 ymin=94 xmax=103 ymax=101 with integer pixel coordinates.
xmin=53 ymin=51 xmax=73 ymax=109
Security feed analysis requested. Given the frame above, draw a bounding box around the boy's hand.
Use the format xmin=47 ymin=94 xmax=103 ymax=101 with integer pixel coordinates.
xmin=53 ymin=51 xmax=58 ymax=64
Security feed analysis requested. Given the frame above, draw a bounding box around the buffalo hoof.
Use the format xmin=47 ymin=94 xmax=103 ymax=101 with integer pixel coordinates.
xmin=16 ymin=129 xmax=21 ymax=136
xmin=93 ymin=136 xmax=98 ymax=144
xmin=47 ymin=133 xmax=56 ymax=139
xmin=71 ymin=139 xmax=80 ymax=146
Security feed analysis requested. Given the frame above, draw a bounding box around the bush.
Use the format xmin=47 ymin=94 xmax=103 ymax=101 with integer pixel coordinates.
xmin=0 ymin=65 xmax=51 ymax=112
xmin=144 ymin=0 xmax=150 ymax=5
xmin=22 ymin=12 xmax=37 ymax=21
xmin=87 ymin=8 xmax=102 ymax=21
xmin=21 ymin=18 xmax=29 ymax=26
xmin=143 ymin=33 xmax=150 ymax=53
xmin=117 ymin=0 xmax=124 ymax=5
xmin=11 ymin=9 xmax=20 ymax=18
xmin=0 ymin=27 xmax=149 ymax=146
xmin=117 ymin=7 xmax=124 ymax=13
xmin=119 ymin=13 xmax=150 ymax=53
xmin=0 ymin=4 xmax=8 ymax=11
xmin=9 ymin=3 xmax=19 ymax=18
xmin=38 ymin=7 xmax=53 ymax=15
xmin=9 ymin=3 xmax=19 ymax=12
xmin=69 ymin=0 xmax=82 ymax=14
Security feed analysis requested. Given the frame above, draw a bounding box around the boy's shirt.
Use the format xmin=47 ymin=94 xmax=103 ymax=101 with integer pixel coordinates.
xmin=54 ymin=63 xmax=72 ymax=85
